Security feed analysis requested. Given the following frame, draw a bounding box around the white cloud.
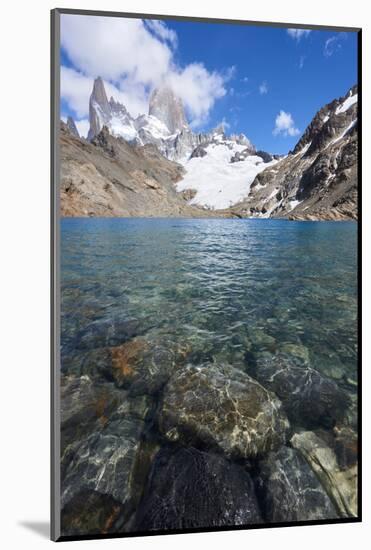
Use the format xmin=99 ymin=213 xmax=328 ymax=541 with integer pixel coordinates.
xmin=241 ymin=76 xmax=249 ymax=83
xmin=299 ymin=55 xmax=305 ymax=69
xmin=168 ymin=63 xmax=226 ymax=128
xmin=60 ymin=14 xmax=230 ymax=128
xmin=273 ymin=110 xmax=300 ymax=137
xmin=287 ymin=29 xmax=311 ymax=41
xmin=259 ymin=81 xmax=268 ymax=95
xmin=145 ymin=19 xmax=177 ymax=46
xmin=324 ymin=33 xmax=347 ymax=57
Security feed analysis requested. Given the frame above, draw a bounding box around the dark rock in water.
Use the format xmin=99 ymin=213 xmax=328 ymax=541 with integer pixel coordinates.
xmin=108 ymin=338 xmax=189 ymax=395
xmin=61 ymin=489 xmax=125 ymax=536
xmin=249 ymin=354 xmax=349 ymax=429
xmin=135 ymin=447 xmax=262 ymax=531
xmin=257 ymin=446 xmax=338 ymax=522
xmin=74 ymin=316 xmax=141 ymax=350
xmin=60 ymin=374 xmax=154 ymax=523
xmin=60 ymin=375 xmax=126 ymax=452
xmin=64 ymin=337 xmax=190 ymax=394
xmin=158 ymin=363 xmax=290 ymax=459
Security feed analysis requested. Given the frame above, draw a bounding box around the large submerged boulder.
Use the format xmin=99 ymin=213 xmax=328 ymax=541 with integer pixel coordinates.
xmin=135 ymin=446 xmax=262 ymax=530
xmin=248 ymin=354 xmax=349 ymax=429
xmin=158 ymin=363 xmax=290 ymax=459
xmin=257 ymin=446 xmax=338 ymax=522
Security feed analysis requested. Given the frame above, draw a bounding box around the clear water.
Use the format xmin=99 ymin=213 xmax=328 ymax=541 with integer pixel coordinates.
xmin=61 ymin=218 xmax=358 ymax=391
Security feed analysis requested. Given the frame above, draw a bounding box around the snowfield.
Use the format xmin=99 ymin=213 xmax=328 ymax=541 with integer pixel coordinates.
xmin=177 ymin=141 xmax=277 ymax=210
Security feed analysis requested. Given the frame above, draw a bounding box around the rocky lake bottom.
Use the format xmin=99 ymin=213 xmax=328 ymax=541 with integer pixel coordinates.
xmin=60 ymin=218 xmax=358 ymax=536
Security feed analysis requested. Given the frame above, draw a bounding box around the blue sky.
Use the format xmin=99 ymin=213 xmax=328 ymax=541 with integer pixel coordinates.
xmin=60 ymin=15 xmax=358 ymax=154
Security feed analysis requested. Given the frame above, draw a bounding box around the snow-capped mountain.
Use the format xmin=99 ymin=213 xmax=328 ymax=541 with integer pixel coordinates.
xmin=85 ymin=77 xmax=255 ymax=166
xmin=87 ymin=77 xmax=138 ymax=142
xmin=65 ymin=79 xmax=358 ymax=220
xmin=230 ymin=85 xmax=358 ymax=220
xmin=86 ymin=77 xmax=201 ymax=160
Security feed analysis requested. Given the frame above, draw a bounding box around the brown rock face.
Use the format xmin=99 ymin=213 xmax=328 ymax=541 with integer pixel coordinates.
xmin=60 ymin=122 xmax=216 ymax=218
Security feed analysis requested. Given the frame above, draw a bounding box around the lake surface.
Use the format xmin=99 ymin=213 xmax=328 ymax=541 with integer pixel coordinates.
xmin=60 ymin=217 xmax=359 ymax=530
xmin=61 ymin=218 xmax=357 ymax=391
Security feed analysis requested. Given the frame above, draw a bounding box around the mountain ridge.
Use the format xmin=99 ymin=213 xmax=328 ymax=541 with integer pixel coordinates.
xmin=63 ymin=82 xmax=358 ymax=220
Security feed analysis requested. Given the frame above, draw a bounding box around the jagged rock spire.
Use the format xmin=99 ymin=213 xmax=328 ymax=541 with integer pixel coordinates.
xmin=149 ymin=85 xmax=188 ymax=134
xmin=88 ymin=77 xmax=111 ymax=140
xmin=66 ymin=116 xmax=80 ymax=138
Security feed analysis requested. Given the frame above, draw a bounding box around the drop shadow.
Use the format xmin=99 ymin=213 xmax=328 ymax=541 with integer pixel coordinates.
xmin=18 ymin=521 xmax=50 ymax=539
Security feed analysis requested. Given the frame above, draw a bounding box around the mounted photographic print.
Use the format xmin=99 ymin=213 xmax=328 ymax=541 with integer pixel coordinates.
xmin=51 ymin=8 xmax=361 ymax=541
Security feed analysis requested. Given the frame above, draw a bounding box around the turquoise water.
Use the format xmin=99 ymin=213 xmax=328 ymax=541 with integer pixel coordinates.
xmin=61 ymin=218 xmax=358 ymax=393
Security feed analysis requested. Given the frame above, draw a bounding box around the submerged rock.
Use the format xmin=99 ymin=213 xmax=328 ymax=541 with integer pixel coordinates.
xmin=65 ymin=336 xmax=189 ymax=395
xmin=108 ymin=337 xmax=189 ymax=395
xmin=291 ymin=431 xmax=358 ymax=518
xmin=135 ymin=446 xmax=262 ymax=530
xmin=333 ymin=425 xmax=358 ymax=470
xmin=60 ymin=374 xmax=155 ymax=530
xmin=158 ymin=363 xmax=290 ymax=459
xmin=61 ymin=489 xmax=125 ymax=536
xmin=74 ymin=316 xmax=142 ymax=350
xmin=257 ymin=446 xmax=338 ymax=522
xmin=248 ymin=354 xmax=349 ymax=429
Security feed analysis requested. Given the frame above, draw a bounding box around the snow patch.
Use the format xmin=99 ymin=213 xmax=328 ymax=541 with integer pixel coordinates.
xmin=177 ymin=142 xmax=277 ymax=209
xmin=327 ymin=119 xmax=357 ymax=148
xmin=335 ymin=94 xmax=358 ymax=115
xmin=288 ymin=199 xmax=303 ymax=210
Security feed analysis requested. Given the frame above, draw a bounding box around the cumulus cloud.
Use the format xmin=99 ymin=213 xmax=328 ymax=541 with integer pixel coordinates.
xmin=60 ymin=14 xmax=230 ymax=128
xmin=324 ymin=33 xmax=347 ymax=57
xmin=167 ymin=63 xmax=226 ymax=127
xmin=273 ymin=110 xmax=300 ymax=137
xmin=287 ymin=28 xmax=311 ymax=41
xmin=259 ymin=81 xmax=268 ymax=95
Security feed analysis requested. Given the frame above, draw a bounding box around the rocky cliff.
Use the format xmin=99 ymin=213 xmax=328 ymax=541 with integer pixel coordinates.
xmin=230 ymin=86 xmax=358 ymax=220
xmin=148 ymin=85 xmax=188 ymax=134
